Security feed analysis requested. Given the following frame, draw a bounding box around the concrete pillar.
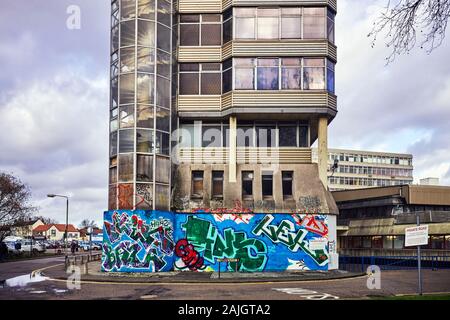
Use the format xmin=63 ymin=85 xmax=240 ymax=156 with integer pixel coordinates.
xmin=229 ymin=116 xmax=237 ymax=183
xmin=317 ymin=117 xmax=328 ymax=188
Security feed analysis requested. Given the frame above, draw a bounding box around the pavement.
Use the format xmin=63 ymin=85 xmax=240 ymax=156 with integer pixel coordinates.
xmin=47 ymin=260 xmax=365 ymax=283
xmin=1 ymin=258 xmax=450 ymax=300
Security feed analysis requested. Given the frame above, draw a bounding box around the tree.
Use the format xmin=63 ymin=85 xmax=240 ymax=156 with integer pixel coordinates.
xmin=79 ymin=219 xmax=98 ymax=230
xmin=34 ymin=216 xmax=58 ymax=225
xmin=369 ymin=0 xmax=450 ymax=62
xmin=0 ymin=173 xmax=36 ymax=241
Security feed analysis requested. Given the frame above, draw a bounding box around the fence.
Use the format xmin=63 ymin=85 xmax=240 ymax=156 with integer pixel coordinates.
xmin=65 ymin=252 xmax=102 ymax=274
xmin=339 ymin=255 xmax=450 ymax=272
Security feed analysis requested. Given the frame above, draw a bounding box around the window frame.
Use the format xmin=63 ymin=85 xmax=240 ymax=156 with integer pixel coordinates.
xmin=179 ymin=14 xmax=223 ymax=47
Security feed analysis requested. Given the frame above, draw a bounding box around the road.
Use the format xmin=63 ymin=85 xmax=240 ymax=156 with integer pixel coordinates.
xmin=1 ymin=258 xmax=450 ymax=300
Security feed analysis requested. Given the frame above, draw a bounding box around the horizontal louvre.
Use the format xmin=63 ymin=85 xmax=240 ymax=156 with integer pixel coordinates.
xmin=178 ymin=0 xmax=222 ymax=13
xmin=178 ymin=147 xmax=312 ymax=164
xmin=178 ymin=95 xmax=222 ymax=112
xmin=178 ymin=92 xmax=336 ymax=111
xmin=178 ymin=46 xmax=222 ymax=62
xmin=179 ymin=41 xmax=336 ymax=62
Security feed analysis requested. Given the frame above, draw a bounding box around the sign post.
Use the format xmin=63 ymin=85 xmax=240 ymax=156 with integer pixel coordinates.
xmin=405 ymin=219 xmax=429 ymax=296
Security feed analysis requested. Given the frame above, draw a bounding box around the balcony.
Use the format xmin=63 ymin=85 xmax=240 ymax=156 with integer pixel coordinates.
xmin=177 ymin=0 xmax=337 ymax=13
xmin=177 ymin=91 xmax=337 ymax=117
xmin=176 ymin=147 xmax=312 ymax=164
xmin=178 ymin=40 xmax=336 ymax=63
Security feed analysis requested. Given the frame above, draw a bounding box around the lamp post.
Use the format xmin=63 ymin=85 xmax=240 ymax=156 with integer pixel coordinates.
xmin=47 ymin=194 xmax=69 ymax=256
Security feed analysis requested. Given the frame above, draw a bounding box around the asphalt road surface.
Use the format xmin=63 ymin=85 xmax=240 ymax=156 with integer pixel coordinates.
xmin=1 ymin=261 xmax=450 ymax=300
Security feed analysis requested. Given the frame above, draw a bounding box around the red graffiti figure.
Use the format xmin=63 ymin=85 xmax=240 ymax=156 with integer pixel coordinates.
xmin=175 ymin=239 xmax=205 ymax=271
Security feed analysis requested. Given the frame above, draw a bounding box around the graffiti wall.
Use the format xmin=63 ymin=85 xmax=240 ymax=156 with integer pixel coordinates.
xmin=102 ymin=210 xmax=175 ymax=272
xmin=102 ymin=210 xmax=329 ymax=272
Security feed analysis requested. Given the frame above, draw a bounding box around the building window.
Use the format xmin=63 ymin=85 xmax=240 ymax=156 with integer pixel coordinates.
xmin=202 ymin=125 xmax=222 ymax=147
xmin=222 ymin=59 xmax=232 ymax=93
xmin=119 ymin=129 xmax=134 ymax=153
xmin=282 ymin=171 xmax=294 ymax=199
xmin=234 ymin=58 xmax=255 ymax=90
xmin=281 ymin=58 xmax=302 ymax=90
xmin=191 ymin=171 xmax=204 ymax=198
xmin=212 ymin=171 xmax=224 ymax=198
xmin=179 ymin=63 xmax=222 ymax=95
xmin=233 ymin=7 xmax=331 ymax=41
xmin=242 ymin=171 xmax=254 ymax=200
xmin=303 ymin=58 xmax=326 ymax=90
xmin=235 ymin=8 xmax=256 ymax=39
xmin=256 ymin=125 xmax=276 ymax=147
xmin=281 ymin=8 xmax=302 ymax=39
xmin=136 ymin=154 xmax=153 ymax=182
xmin=234 ymin=58 xmax=330 ymax=91
xmin=257 ymin=58 xmax=279 ymax=90
xmin=237 ymin=125 xmax=255 ymax=147
xmin=262 ymin=172 xmax=273 ymax=199
xmin=223 ymin=9 xmax=233 ymax=43
xmin=303 ymin=7 xmax=326 ymax=39
xmin=299 ymin=125 xmax=309 ymax=147
xmin=279 ymin=124 xmax=297 ymax=147
xmin=180 ymin=14 xmax=222 ymax=46
xmin=257 ymin=8 xmax=279 ymax=39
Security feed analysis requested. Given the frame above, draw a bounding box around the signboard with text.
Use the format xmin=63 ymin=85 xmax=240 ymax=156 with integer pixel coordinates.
xmin=405 ymin=225 xmax=429 ymax=247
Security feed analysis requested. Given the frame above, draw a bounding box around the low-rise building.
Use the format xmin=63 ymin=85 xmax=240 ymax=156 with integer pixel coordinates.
xmin=333 ymin=185 xmax=450 ymax=257
xmin=10 ymin=219 xmax=44 ymax=238
xmin=312 ymin=148 xmax=414 ymax=191
xmin=33 ymin=224 xmax=80 ymax=241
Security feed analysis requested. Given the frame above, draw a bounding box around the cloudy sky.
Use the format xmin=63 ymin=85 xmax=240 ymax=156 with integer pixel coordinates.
xmin=0 ymin=0 xmax=449 ymax=226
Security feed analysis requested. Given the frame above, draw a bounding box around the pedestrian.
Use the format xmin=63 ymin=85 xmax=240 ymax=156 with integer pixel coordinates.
xmin=70 ymin=240 xmax=76 ymax=255
xmin=0 ymin=241 xmax=8 ymax=262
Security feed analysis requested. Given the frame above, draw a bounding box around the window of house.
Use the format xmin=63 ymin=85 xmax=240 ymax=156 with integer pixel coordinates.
xmin=137 ymin=73 xmax=154 ymax=104
xmin=281 ymin=58 xmax=302 ymax=90
xmin=155 ymin=131 xmax=170 ymax=155
xmin=223 ymin=9 xmax=233 ymax=43
xmin=120 ymin=20 xmax=136 ymax=47
xmin=327 ymin=59 xmax=335 ymax=94
xmin=235 ymin=8 xmax=256 ymax=39
xmin=282 ymin=171 xmax=294 ymax=199
xmin=179 ymin=63 xmax=222 ymax=95
xmin=281 ymin=8 xmax=301 ymax=39
xmin=136 ymin=129 xmax=154 ymax=153
xmin=431 ymin=236 xmax=445 ymax=249
xmin=303 ymin=58 xmax=326 ymax=90
xmin=222 ymin=59 xmax=232 ymax=93
xmin=237 ymin=125 xmax=254 ymax=147
xmin=299 ymin=125 xmax=309 ymax=147
xmin=202 ymin=125 xmax=222 ymax=147
xmin=119 ymin=73 xmax=135 ymax=105
xmin=257 ymin=58 xmax=279 ymax=90
xmin=212 ymin=171 xmax=224 ymax=198
xmin=138 ymin=0 xmax=155 ymax=20
xmin=119 ymin=129 xmax=134 ymax=153
xmin=257 ymin=8 xmax=279 ymax=39
xmin=256 ymin=125 xmax=276 ymax=147
xmin=234 ymin=58 xmax=255 ymax=90
xmin=303 ymin=7 xmax=326 ymax=39
xmin=192 ymin=171 xmax=204 ymax=198
xmin=136 ymin=154 xmax=153 ymax=182
xmin=279 ymin=124 xmax=297 ymax=147
xmin=242 ymin=171 xmax=254 ymax=200
xmin=119 ymin=105 xmax=135 ymax=128
xmin=180 ymin=14 xmax=222 ymax=46
xmin=118 ymin=153 xmax=134 ymax=182
xmin=327 ymin=9 xmax=335 ymax=43
xmin=137 ymin=105 xmax=154 ymax=128
xmin=262 ymin=172 xmax=273 ymax=199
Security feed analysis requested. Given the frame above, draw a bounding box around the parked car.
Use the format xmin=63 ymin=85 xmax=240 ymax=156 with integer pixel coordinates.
xmin=18 ymin=240 xmax=46 ymax=254
xmin=80 ymin=242 xmax=101 ymax=251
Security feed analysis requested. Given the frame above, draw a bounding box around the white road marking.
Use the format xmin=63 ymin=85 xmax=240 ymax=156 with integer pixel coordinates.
xmin=273 ymin=288 xmax=339 ymax=300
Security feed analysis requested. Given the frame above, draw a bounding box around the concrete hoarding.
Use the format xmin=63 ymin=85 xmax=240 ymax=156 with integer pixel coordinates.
xmin=102 ymin=210 xmax=332 ymax=272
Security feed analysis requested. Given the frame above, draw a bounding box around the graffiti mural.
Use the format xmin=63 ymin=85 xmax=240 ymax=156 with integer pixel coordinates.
xmin=102 ymin=211 xmax=330 ymax=273
xmin=102 ymin=210 xmax=174 ymax=272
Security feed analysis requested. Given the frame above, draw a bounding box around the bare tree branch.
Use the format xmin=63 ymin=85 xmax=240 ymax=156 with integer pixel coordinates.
xmin=0 ymin=172 xmax=37 ymax=241
xmin=369 ymin=0 xmax=450 ymax=63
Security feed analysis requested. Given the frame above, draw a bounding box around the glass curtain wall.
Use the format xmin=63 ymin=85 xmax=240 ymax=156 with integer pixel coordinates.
xmin=109 ymin=0 xmax=172 ymax=211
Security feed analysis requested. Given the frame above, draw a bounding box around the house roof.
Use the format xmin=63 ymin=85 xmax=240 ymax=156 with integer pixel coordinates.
xmin=33 ymin=224 xmax=79 ymax=233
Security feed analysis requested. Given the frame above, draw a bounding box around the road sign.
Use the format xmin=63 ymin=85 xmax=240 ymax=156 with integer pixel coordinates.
xmin=405 ymin=225 xmax=429 ymax=247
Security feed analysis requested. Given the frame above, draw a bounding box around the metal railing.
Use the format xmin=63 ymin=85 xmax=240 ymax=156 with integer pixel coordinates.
xmin=339 ymin=255 xmax=450 ymax=272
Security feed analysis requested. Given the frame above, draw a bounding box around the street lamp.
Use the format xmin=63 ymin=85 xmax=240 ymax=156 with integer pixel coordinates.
xmin=47 ymin=194 xmax=69 ymax=257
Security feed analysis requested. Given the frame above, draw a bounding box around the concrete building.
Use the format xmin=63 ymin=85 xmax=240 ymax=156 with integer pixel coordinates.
xmin=333 ymin=185 xmax=450 ymax=257
xmin=105 ymin=0 xmax=339 ymax=272
xmin=312 ymin=148 xmax=413 ymax=191
xmin=420 ymin=177 xmax=440 ymax=186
